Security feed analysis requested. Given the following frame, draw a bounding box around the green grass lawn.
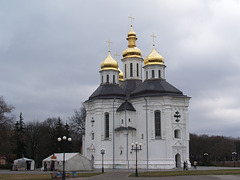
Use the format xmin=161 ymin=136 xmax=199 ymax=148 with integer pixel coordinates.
xmin=130 ymin=169 xmax=240 ymax=177
xmin=0 ymin=172 xmax=101 ymax=180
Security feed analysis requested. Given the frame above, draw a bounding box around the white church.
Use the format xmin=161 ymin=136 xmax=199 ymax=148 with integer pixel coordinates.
xmin=82 ymin=22 xmax=190 ymax=169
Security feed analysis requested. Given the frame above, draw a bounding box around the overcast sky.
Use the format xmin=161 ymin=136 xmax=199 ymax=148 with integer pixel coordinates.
xmin=1 ymin=0 xmax=240 ymax=137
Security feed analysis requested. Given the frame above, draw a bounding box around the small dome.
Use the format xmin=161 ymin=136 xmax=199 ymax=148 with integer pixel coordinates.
xmin=118 ymin=68 xmax=123 ymax=81
xmin=127 ymin=27 xmax=137 ymax=37
xmin=144 ymin=46 xmax=164 ymax=65
xmin=101 ymin=52 xmax=118 ymax=70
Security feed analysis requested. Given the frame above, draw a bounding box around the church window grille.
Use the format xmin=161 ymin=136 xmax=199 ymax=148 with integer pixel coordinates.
xmin=158 ymin=70 xmax=161 ymax=78
xmin=113 ymin=75 xmax=115 ymax=84
xmin=152 ymin=70 xmax=155 ymax=78
xmin=174 ymin=129 xmax=181 ymax=139
xmin=107 ymin=75 xmax=109 ymax=83
xmin=146 ymin=71 xmax=148 ymax=80
xmin=155 ymin=110 xmax=161 ymax=138
xmin=137 ymin=63 xmax=139 ymax=77
xmin=130 ymin=63 xmax=133 ymax=77
xmin=105 ymin=112 xmax=109 ymax=139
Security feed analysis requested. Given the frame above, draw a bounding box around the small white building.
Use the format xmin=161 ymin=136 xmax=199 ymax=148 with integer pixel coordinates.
xmin=13 ymin=157 xmax=35 ymax=171
xmin=42 ymin=153 xmax=92 ymax=171
xmin=83 ymin=24 xmax=191 ymax=169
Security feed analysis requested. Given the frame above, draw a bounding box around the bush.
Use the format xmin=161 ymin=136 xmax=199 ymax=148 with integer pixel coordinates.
xmin=0 ymin=164 xmax=12 ymax=169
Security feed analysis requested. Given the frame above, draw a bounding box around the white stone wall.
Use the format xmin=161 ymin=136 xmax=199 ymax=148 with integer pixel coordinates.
xmin=143 ymin=64 xmax=166 ymax=80
xmin=100 ymin=70 xmax=119 ymax=84
xmin=84 ymin=96 xmax=190 ymax=169
xmin=121 ymin=57 xmax=143 ymax=80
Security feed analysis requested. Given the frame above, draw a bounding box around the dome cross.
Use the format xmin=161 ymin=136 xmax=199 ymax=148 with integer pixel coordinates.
xmin=106 ymin=38 xmax=112 ymax=52
xmin=151 ymin=32 xmax=157 ymax=47
xmin=114 ymin=51 xmax=120 ymax=60
xmin=128 ymin=15 xmax=135 ymax=27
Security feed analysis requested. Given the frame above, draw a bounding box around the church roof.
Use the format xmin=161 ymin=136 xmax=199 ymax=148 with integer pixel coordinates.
xmin=130 ymin=79 xmax=186 ymax=98
xmin=117 ymin=101 xmax=136 ymax=112
xmin=119 ymin=79 xmax=142 ymax=98
xmin=88 ymin=84 xmax=126 ymax=101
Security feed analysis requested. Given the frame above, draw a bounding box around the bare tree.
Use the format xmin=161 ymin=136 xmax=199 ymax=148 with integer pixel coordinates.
xmin=0 ymin=96 xmax=15 ymax=126
xmin=69 ymin=103 xmax=86 ymax=138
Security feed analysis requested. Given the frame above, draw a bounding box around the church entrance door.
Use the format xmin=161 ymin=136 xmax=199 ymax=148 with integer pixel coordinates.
xmin=175 ymin=153 xmax=181 ymax=168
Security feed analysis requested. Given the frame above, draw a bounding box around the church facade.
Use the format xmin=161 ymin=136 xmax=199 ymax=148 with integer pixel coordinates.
xmin=82 ymin=24 xmax=190 ymax=169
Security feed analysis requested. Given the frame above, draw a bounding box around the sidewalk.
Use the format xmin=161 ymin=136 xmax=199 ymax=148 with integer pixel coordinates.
xmin=66 ymin=166 xmax=240 ymax=180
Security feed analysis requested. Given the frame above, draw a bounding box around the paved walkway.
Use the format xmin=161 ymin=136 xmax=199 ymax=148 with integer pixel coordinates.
xmin=66 ymin=167 xmax=240 ymax=180
xmin=68 ymin=173 xmax=240 ymax=180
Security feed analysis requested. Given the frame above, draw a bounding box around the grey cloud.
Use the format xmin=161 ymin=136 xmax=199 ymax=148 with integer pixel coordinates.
xmin=1 ymin=0 xmax=240 ymax=137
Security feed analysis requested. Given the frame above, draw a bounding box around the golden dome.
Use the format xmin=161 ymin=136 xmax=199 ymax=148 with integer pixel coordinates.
xmin=101 ymin=52 xmax=118 ymax=70
xmin=127 ymin=27 xmax=137 ymax=37
xmin=122 ymin=26 xmax=142 ymax=59
xmin=144 ymin=45 xmax=164 ymax=65
xmin=118 ymin=68 xmax=123 ymax=81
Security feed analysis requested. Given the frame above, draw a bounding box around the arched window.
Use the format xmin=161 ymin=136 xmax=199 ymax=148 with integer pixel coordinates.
xmin=107 ymin=75 xmax=109 ymax=83
xmin=158 ymin=70 xmax=161 ymax=78
xmin=155 ymin=110 xmax=161 ymax=138
xmin=174 ymin=129 xmax=181 ymax=139
xmin=137 ymin=63 xmax=139 ymax=77
xmin=146 ymin=71 xmax=148 ymax=80
xmin=105 ymin=112 xmax=109 ymax=139
xmin=130 ymin=63 xmax=133 ymax=77
xmin=152 ymin=70 xmax=155 ymax=78
xmin=113 ymin=75 xmax=115 ymax=84
xmin=102 ymin=76 xmax=103 ymax=83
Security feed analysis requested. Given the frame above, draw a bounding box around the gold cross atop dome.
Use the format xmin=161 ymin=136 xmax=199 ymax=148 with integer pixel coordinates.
xmin=151 ymin=32 xmax=157 ymax=47
xmin=106 ymin=39 xmax=112 ymax=52
xmin=114 ymin=51 xmax=120 ymax=60
xmin=128 ymin=15 xmax=134 ymax=27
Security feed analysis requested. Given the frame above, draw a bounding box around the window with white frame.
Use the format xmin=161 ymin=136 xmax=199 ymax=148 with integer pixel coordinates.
xmin=104 ymin=112 xmax=109 ymax=139
xmin=155 ymin=110 xmax=161 ymax=138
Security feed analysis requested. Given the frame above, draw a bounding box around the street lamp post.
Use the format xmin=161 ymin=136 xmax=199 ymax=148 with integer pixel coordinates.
xmin=131 ymin=142 xmax=142 ymax=177
xmin=100 ymin=148 xmax=105 ymax=173
xmin=57 ymin=136 xmax=72 ymax=180
xmin=232 ymin=152 xmax=237 ymax=167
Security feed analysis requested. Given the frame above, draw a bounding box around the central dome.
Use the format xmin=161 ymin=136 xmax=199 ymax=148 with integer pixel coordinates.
xmin=122 ymin=26 xmax=142 ymax=59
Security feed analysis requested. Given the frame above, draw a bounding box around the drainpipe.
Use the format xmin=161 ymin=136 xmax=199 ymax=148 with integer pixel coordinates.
xmin=125 ymin=107 xmax=129 ymax=169
xmin=113 ymin=98 xmax=116 ymax=169
xmin=144 ymin=97 xmax=149 ymax=169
